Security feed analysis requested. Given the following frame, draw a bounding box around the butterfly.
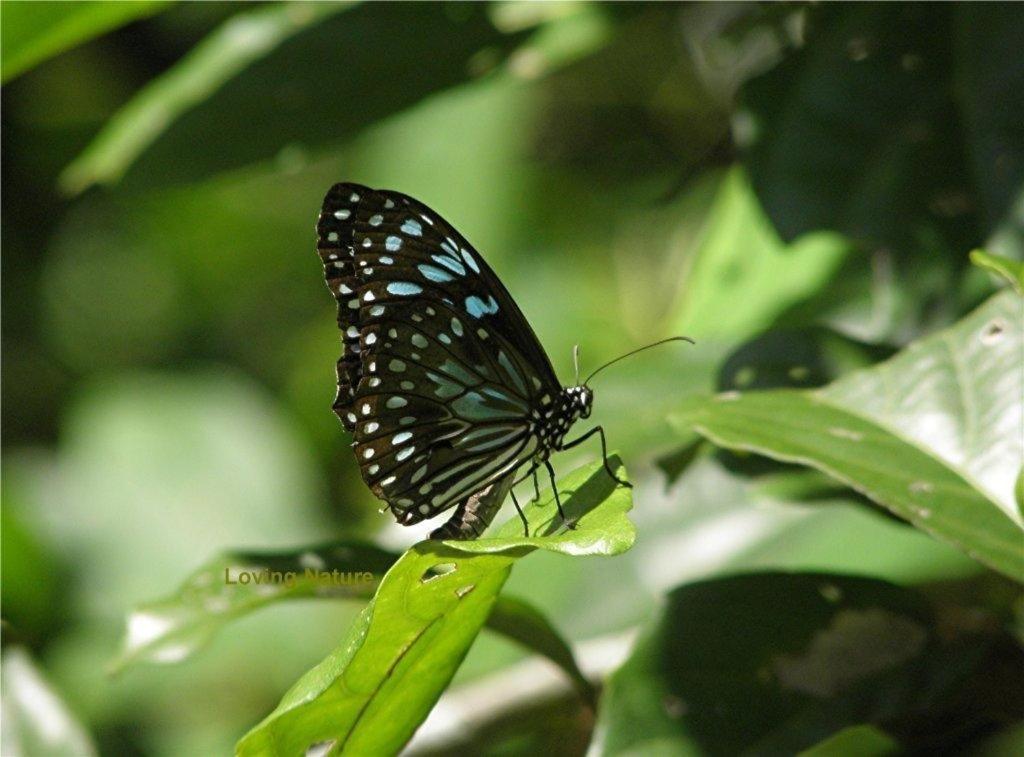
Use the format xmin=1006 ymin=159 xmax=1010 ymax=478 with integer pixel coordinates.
xmin=316 ymin=183 xmax=686 ymax=539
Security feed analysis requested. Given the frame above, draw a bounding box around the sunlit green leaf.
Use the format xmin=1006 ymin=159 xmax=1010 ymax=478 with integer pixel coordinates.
xmin=674 ymin=291 xmax=1024 ymax=581
xmin=237 ymin=458 xmax=633 ymax=756
xmin=670 ymin=168 xmax=850 ymax=342
xmin=1 ymin=0 xmax=168 ymax=83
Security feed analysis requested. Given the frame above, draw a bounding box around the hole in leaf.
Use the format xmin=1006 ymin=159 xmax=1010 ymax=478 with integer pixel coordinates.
xmin=981 ymin=318 xmax=1006 ymax=345
xmin=421 ymin=563 xmax=457 ymax=583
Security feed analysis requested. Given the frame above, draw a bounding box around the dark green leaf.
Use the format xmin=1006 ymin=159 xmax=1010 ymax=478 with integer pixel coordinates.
xmin=741 ymin=3 xmax=1023 ymax=252
xmin=59 ymin=2 xmax=350 ymax=194
xmin=63 ymin=3 xmax=526 ymax=190
xmin=595 ymin=572 xmax=1020 ymax=755
xmin=717 ymin=327 xmax=895 ymax=392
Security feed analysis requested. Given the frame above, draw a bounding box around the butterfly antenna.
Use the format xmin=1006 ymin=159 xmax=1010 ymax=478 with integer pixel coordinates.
xmin=573 ymin=344 xmax=581 ymax=386
xmin=583 ymin=336 xmax=694 ymax=386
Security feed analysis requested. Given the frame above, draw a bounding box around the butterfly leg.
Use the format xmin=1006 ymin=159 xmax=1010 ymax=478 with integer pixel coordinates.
xmin=560 ymin=426 xmax=632 ymax=488
xmin=509 ymin=489 xmax=529 ymax=537
xmin=544 ymin=460 xmax=576 ymax=530
xmin=532 ymin=468 xmax=541 ymax=503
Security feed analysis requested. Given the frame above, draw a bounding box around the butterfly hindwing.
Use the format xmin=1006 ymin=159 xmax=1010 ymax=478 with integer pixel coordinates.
xmin=317 ymin=183 xmax=560 ymax=525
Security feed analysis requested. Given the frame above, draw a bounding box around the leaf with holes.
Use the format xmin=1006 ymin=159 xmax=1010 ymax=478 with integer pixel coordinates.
xmin=673 ymin=291 xmax=1024 ymax=581
xmin=236 ymin=457 xmax=633 ymax=755
xmin=110 ymin=541 xmax=397 ymax=674
xmin=111 ymin=539 xmax=592 ymax=705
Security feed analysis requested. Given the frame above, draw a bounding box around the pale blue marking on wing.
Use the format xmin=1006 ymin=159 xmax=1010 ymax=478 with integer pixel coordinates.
xmin=465 ymin=295 xmax=499 ymax=318
xmin=385 ymin=236 xmax=402 ymax=251
xmin=387 ymin=282 xmax=423 ymax=296
xmin=461 ymin=249 xmax=481 ymax=273
xmin=431 ymin=254 xmax=466 ymax=276
xmin=418 ymin=264 xmax=454 ymax=283
xmin=401 ymin=219 xmax=423 ymax=236
xmin=426 ymin=371 xmax=463 ymax=399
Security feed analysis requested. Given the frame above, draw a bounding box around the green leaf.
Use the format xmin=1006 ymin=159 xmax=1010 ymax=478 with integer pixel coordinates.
xmin=972 ymin=249 xmax=1024 ymax=293
xmin=1 ymin=0 xmax=168 ymax=83
xmin=111 ymin=542 xmax=594 ymax=707
xmin=110 ymin=541 xmax=397 ymax=674
xmin=236 ymin=457 xmax=633 ymax=756
xmin=59 ymin=2 xmax=350 ymax=194
xmin=60 ymin=3 xmax=525 ymax=191
xmin=1 ymin=647 xmax=98 ymax=757
xmin=594 ymin=572 xmax=1014 ymax=755
xmin=673 ymin=291 xmax=1024 ymax=581
xmin=670 ymin=168 xmax=850 ymax=342
xmin=798 ymin=725 xmax=900 ymax=757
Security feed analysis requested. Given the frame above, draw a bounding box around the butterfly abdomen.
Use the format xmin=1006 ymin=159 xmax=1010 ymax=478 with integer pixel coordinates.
xmin=428 ymin=476 xmax=513 ymax=540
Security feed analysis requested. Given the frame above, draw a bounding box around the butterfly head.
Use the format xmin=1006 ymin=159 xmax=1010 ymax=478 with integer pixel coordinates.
xmin=563 ymin=385 xmax=593 ymax=420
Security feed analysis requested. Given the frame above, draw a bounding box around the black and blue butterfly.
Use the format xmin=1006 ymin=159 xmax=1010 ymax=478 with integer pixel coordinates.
xmin=316 ymin=183 xmax=687 ymax=539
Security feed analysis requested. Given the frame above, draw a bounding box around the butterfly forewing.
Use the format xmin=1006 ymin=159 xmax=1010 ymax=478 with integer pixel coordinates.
xmin=317 ymin=183 xmax=560 ymax=526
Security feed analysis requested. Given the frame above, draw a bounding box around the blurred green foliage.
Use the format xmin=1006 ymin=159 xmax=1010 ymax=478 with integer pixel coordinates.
xmin=2 ymin=2 xmax=1022 ymax=755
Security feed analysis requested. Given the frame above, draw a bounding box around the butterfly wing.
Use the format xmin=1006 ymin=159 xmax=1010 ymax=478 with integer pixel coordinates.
xmin=317 ymin=183 xmax=561 ymax=525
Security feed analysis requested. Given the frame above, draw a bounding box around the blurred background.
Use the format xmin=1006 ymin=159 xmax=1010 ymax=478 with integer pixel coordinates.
xmin=2 ymin=2 xmax=1021 ymax=755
